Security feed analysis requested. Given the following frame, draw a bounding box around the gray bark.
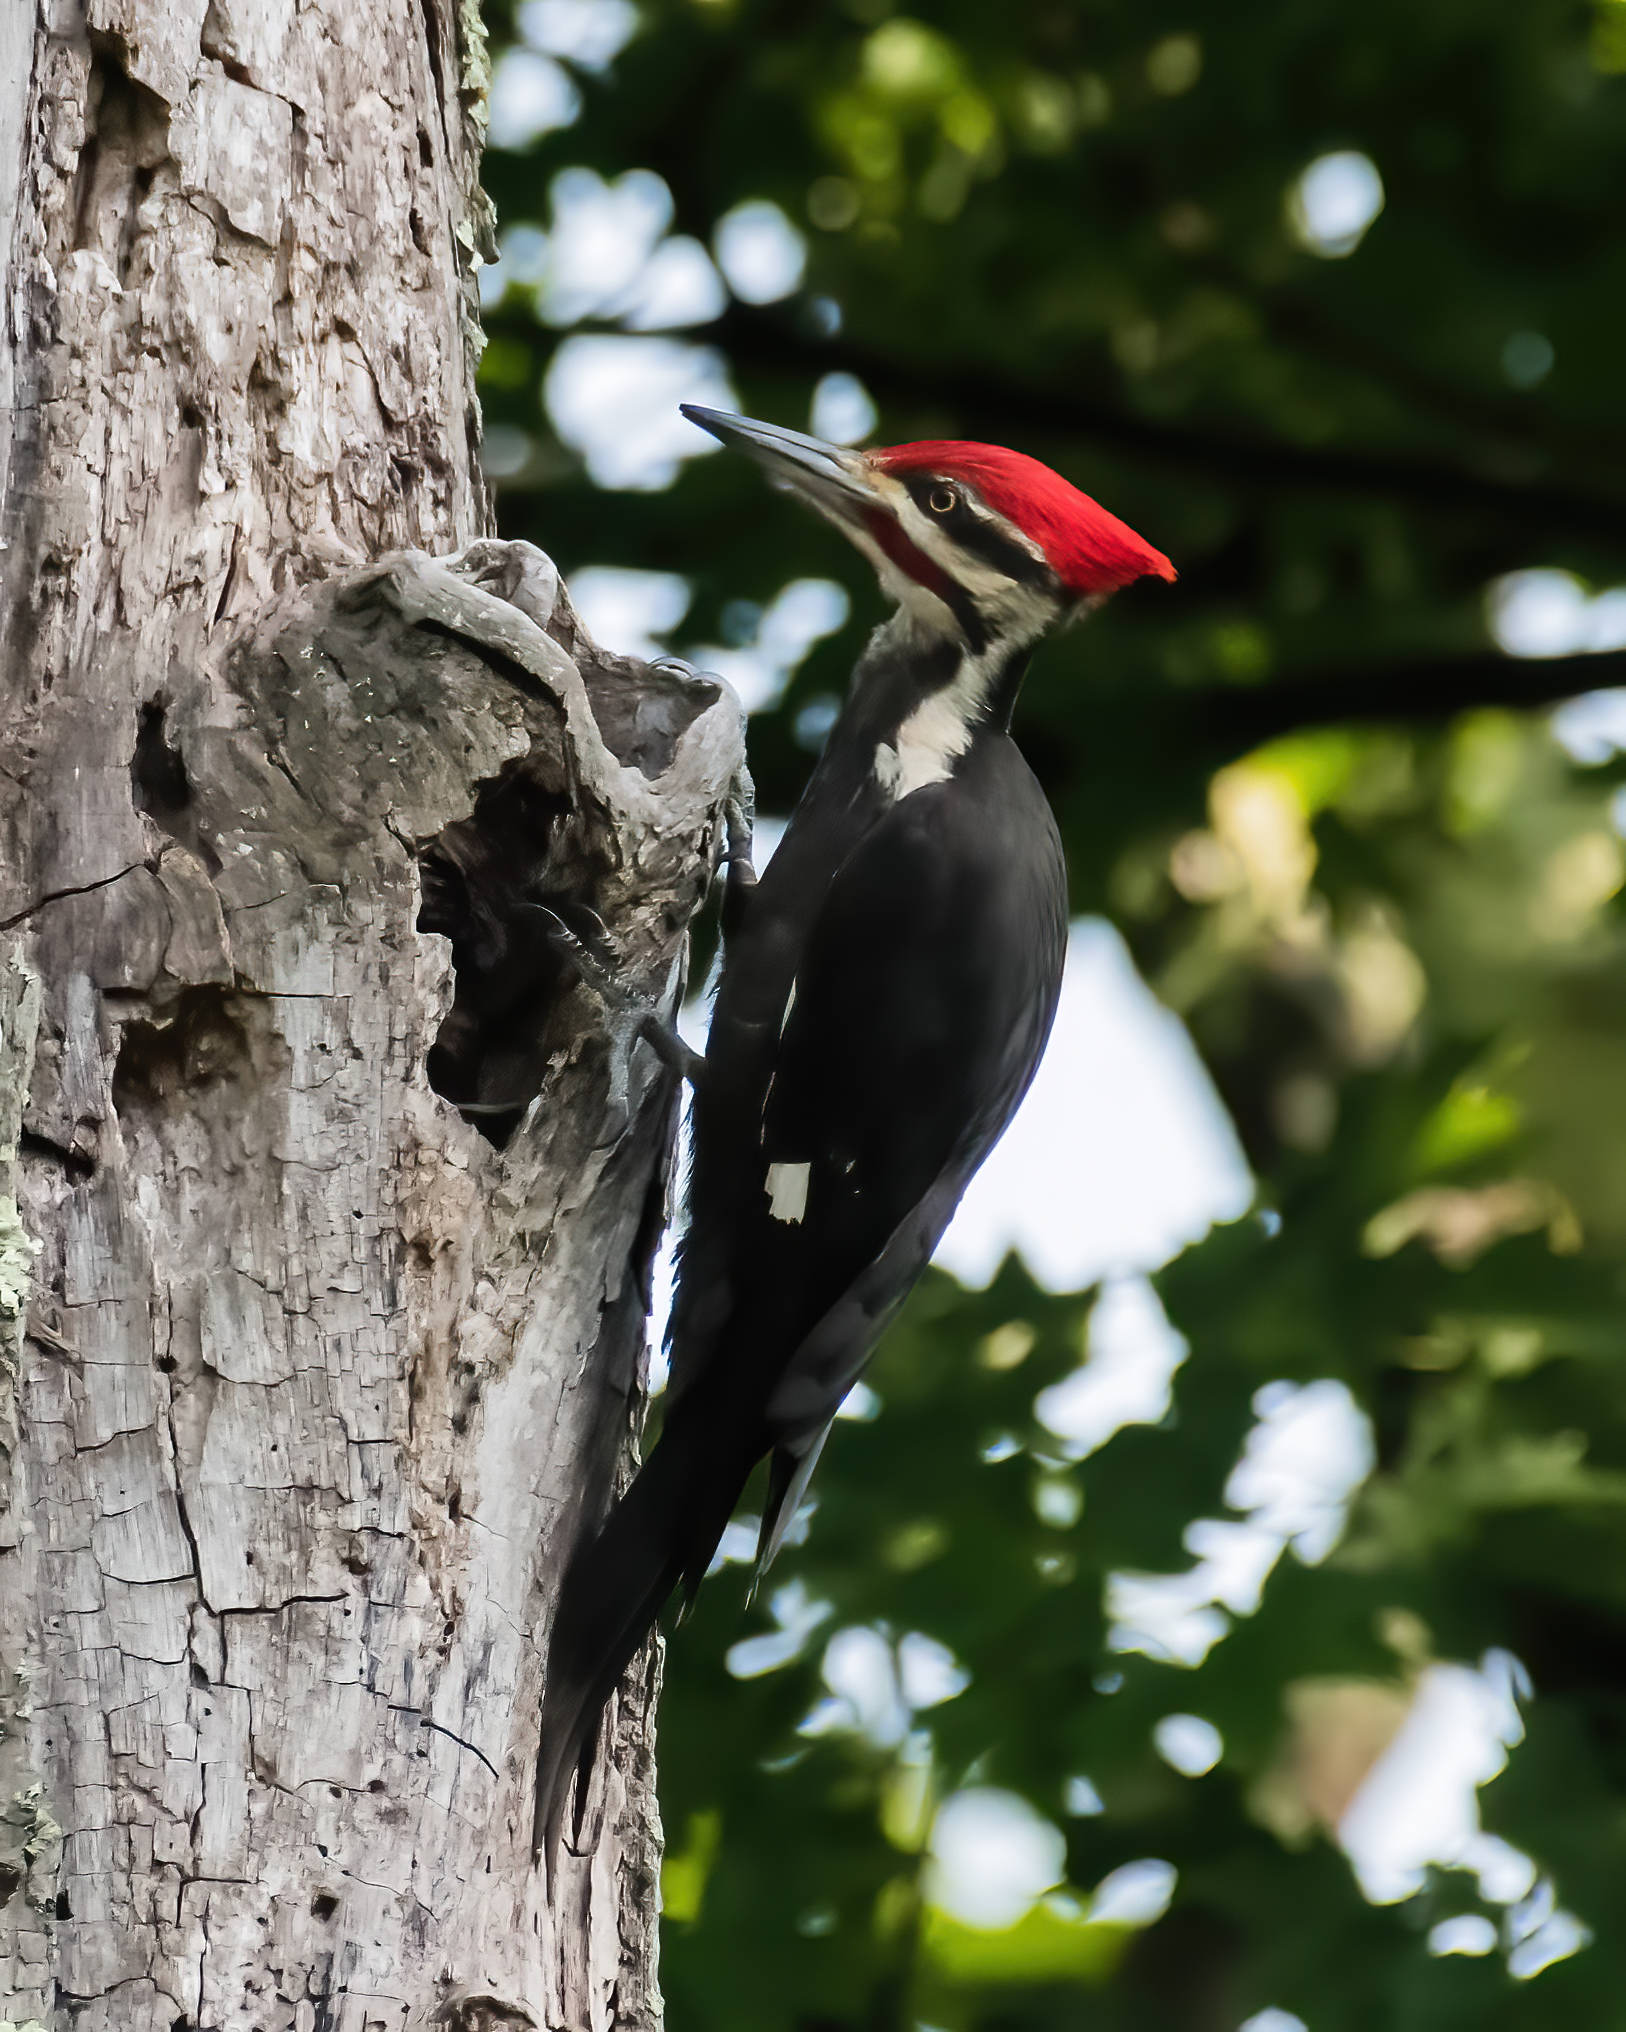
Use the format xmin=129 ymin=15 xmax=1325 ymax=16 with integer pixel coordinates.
xmin=0 ymin=4 xmax=743 ymax=2025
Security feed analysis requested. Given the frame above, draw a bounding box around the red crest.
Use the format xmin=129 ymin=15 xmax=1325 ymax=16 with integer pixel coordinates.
xmin=868 ymin=440 xmax=1175 ymax=596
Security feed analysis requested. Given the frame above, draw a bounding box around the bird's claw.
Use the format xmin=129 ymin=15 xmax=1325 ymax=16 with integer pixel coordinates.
xmin=721 ymin=768 xmax=758 ymax=939
xmin=651 ymin=654 xmax=704 ymax=683
xmin=529 ymin=900 xmax=705 ymax=1104
xmin=723 ymin=765 xmax=756 ymax=865
xmin=527 ymin=903 xmax=626 ymax=1012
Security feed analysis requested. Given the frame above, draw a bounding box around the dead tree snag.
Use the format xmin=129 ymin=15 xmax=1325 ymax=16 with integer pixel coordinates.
xmin=0 ymin=3 xmax=740 ymax=2024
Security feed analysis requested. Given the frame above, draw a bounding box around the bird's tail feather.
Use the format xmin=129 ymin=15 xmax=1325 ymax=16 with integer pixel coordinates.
xmin=533 ymin=1420 xmax=742 ymax=1876
xmin=752 ymin=1421 xmax=834 ymax=1592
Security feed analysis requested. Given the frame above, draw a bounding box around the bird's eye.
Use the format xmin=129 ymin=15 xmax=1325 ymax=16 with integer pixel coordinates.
xmin=927 ymin=484 xmax=958 ymax=515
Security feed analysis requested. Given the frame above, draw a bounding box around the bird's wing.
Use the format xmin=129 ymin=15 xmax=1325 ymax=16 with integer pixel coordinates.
xmin=738 ymin=781 xmax=1062 ymax=1562
xmin=699 ymin=774 xmax=1064 ymax=1451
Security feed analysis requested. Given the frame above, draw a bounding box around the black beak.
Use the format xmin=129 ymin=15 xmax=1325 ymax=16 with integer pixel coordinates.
xmin=680 ymin=406 xmax=878 ymax=520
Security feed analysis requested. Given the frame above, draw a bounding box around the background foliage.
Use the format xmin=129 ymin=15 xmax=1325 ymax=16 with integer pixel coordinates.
xmin=476 ymin=0 xmax=1626 ymax=2023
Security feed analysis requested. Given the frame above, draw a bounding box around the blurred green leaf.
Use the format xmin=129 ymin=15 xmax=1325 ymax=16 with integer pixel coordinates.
xmin=478 ymin=0 xmax=1626 ymax=2021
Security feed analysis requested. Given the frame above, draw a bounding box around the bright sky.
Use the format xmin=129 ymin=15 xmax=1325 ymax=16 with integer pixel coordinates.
xmin=937 ymin=920 xmax=1251 ymax=1290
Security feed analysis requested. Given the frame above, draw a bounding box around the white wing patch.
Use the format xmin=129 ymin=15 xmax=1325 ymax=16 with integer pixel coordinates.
xmin=766 ymin=1160 xmax=811 ymax=1223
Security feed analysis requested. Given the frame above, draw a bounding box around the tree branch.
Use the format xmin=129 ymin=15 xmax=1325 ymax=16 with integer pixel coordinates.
xmin=1184 ymin=647 xmax=1626 ymax=750
xmin=704 ymin=304 xmax=1626 ymax=553
xmin=485 ymin=290 xmax=1626 ymax=558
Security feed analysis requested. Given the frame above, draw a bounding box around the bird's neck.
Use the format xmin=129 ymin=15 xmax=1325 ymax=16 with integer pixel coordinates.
xmin=839 ymin=610 xmax=1032 ymax=802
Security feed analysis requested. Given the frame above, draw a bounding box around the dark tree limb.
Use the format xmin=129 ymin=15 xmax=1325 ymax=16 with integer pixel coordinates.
xmin=486 ymin=297 xmax=1626 ymax=557
xmin=1183 ymin=647 xmax=1626 ymax=750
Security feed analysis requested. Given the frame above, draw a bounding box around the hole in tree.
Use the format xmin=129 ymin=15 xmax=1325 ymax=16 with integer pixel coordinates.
xmin=411 ymin=620 xmax=719 ymax=1148
xmin=311 ymin=1892 xmax=339 ymax=1921
xmin=19 ymin=1127 xmax=95 ymax=1183
xmin=112 ymin=985 xmax=260 ymax=1118
xmin=75 ymin=39 xmax=170 ymax=276
xmin=131 ymin=699 xmax=191 ymax=825
xmin=416 ymin=760 xmax=600 ymax=1149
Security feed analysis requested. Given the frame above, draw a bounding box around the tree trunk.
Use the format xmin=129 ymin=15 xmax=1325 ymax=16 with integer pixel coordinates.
xmin=0 ymin=5 xmax=742 ymax=2025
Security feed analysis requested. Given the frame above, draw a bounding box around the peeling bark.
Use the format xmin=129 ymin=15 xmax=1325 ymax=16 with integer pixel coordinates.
xmin=0 ymin=5 xmax=739 ymax=2024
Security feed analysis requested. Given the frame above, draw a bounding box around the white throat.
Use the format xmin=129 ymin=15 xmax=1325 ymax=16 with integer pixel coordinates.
xmin=873 ymin=645 xmax=997 ymax=802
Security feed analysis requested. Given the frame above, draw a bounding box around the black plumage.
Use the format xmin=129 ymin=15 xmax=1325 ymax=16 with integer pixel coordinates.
xmin=534 ymin=407 xmax=1172 ymax=1867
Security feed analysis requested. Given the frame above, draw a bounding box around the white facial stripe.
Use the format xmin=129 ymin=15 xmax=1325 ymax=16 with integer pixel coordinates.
xmin=981 ymin=576 xmax=1057 ymax=647
xmin=894 ymin=491 xmax=981 ymax=595
xmin=893 ymin=483 xmax=1050 ymax=597
xmin=849 ymin=476 xmax=962 ymax=633
xmin=962 ymin=487 xmax=1049 ymax=563
xmin=947 ymin=549 xmax=1022 ymax=602
xmin=766 ymin=1160 xmax=810 ymax=1223
xmin=837 ymin=518 xmax=956 ymax=633
xmin=874 ymin=650 xmax=996 ymax=799
xmin=830 ymin=471 xmax=1059 ymax=645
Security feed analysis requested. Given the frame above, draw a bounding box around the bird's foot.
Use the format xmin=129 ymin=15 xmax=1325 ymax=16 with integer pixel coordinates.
xmin=527 ymin=904 xmax=705 ymax=1118
xmin=721 ymin=766 xmax=758 ymax=938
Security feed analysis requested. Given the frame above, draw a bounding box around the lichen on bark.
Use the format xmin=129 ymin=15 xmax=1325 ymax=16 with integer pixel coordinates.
xmin=0 ymin=952 xmax=42 ymax=1520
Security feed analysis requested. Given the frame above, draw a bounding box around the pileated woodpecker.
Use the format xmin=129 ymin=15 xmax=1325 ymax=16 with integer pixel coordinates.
xmin=535 ymin=407 xmax=1174 ymax=1863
